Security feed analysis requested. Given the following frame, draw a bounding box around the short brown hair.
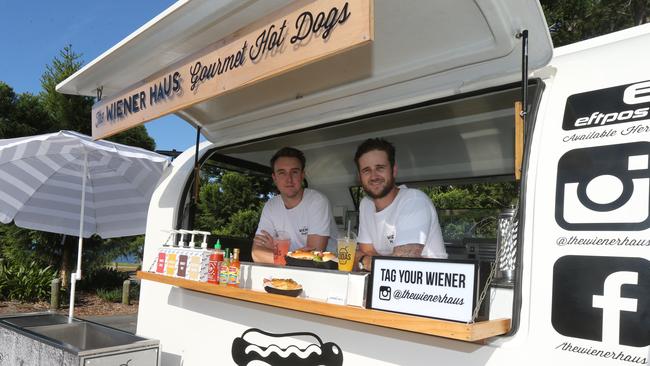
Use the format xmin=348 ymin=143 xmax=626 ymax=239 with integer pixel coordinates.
xmin=270 ymin=147 xmax=306 ymax=171
xmin=354 ymin=138 xmax=395 ymax=169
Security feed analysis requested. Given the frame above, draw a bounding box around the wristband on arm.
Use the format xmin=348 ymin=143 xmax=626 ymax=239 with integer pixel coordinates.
xmin=358 ymin=255 xmax=367 ymax=271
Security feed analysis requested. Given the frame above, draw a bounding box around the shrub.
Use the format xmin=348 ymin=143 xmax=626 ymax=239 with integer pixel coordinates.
xmin=96 ymin=288 xmax=122 ymax=303
xmin=0 ymin=261 xmax=6 ymax=297
xmin=0 ymin=260 xmax=57 ymax=302
xmin=95 ymin=283 xmax=139 ymax=303
xmin=129 ymin=283 xmax=140 ymax=301
xmin=78 ymin=267 xmax=129 ymax=291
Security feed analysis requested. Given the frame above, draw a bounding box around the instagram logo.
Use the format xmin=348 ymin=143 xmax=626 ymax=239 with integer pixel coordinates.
xmin=379 ymin=286 xmax=391 ymax=301
xmin=555 ymin=142 xmax=650 ymax=231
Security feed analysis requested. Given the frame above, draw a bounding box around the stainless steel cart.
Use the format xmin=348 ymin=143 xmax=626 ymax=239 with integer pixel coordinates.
xmin=0 ymin=312 xmax=159 ymax=366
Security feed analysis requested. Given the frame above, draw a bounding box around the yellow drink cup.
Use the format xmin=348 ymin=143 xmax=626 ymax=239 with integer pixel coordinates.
xmin=337 ymin=237 xmax=357 ymax=272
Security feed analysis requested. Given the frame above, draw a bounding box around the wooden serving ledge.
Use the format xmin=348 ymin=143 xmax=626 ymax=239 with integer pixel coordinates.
xmin=137 ymin=271 xmax=510 ymax=342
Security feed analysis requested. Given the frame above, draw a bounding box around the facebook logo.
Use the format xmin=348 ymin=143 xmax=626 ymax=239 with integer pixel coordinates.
xmin=552 ymin=256 xmax=650 ymax=347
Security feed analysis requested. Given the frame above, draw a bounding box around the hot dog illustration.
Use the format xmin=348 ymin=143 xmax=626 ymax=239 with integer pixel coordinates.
xmin=231 ymin=328 xmax=343 ymax=366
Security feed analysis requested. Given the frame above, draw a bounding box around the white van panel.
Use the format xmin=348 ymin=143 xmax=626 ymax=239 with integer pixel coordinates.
xmin=524 ymin=24 xmax=650 ymax=364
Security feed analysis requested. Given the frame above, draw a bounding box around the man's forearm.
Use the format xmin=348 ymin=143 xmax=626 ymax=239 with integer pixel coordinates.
xmin=252 ymin=245 xmax=274 ymax=263
xmin=392 ymin=243 xmax=424 ymax=257
xmin=358 ymin=244 xmax=424 ymax=271
xmin=305 ymin=234 xmax=329 ymax=251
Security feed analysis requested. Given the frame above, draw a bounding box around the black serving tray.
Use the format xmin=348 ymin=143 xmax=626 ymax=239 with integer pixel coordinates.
xmin=264 ymin=286 xmax=303 ymax=297
xmin=285 ymin=256 xmax=338 ymax=270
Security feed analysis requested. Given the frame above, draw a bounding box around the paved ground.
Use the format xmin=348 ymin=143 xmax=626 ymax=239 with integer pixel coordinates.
xmin=84 ymin=313 xmax=138 ymax=334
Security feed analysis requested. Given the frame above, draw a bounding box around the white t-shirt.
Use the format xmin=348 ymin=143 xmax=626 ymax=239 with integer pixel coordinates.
xmin=256 ymin=188 xmax=337 ymax=252
xmin=358 ymin=185 xmax=447 ymax=258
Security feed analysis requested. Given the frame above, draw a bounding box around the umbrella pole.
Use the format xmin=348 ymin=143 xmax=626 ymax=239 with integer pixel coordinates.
xmin=69 ymin=151 xmax=88 ymax=321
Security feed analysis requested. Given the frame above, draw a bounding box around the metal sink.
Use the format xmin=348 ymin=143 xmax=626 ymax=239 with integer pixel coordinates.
xmin=27 ymin=320 xmax=147 ymax=351
xmin=0 ymin=312 xmax=155 ymax=354
xmin=1 ymin=312 xmax=72 ymax=327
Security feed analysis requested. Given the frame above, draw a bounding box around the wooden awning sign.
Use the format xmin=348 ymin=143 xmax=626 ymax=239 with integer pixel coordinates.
xmin=92 ymin=0 xmax=374 ymax=139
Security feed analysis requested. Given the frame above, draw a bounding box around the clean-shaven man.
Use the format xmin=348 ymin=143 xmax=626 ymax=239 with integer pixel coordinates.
xmin=252 ymin=147 xmax=337 ymax=263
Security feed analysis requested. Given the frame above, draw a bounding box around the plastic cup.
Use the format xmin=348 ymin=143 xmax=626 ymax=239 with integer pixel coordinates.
xmin=273 ymin=231 xmax=291 ymax=266
xmin=337 ymin=236 xmax=357 ymax=272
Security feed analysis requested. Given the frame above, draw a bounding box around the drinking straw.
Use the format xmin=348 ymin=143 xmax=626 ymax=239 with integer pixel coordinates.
xmin=347 ymin=220 xmax=351 ymax=240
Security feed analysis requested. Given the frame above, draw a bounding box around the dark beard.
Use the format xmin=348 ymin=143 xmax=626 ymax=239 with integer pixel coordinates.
xmin=362 ymin=176 xmax=395 ymax=199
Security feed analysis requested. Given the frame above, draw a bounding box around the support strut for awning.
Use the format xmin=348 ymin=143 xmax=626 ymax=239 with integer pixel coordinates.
xmin=514 ymin=30 xmax=528 ymax=181
xmin=193 ymin=126 xmax=201 ymax=203
xmin=186 ymin=126 xmax=202 ymax=231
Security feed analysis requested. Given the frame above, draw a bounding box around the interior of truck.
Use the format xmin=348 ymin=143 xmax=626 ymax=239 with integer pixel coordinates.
xmin=173 ymin=79 xmax=543 ymax=328
xmin=181 ymin=82 xmax=537 ymax=250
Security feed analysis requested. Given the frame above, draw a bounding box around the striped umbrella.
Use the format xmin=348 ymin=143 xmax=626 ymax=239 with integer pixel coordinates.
xmin=0 ymin=130 xmax=169 ymax=318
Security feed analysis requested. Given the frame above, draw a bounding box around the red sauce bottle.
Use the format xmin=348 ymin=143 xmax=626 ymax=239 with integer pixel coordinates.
xmin=208 ymin=240 xmax=224 ymax=284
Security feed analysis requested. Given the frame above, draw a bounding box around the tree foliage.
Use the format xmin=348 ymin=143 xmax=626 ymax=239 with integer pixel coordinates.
xmin=422 ymin=182 xmax=518 ymax=241
xmin=424 ymin=183 xmax=518 ymax=210
xmin=39 ymin=45 xmax=155 ymax=150
xmin=0 ymin=82 xmax=51 ymax=139
xmin=216 ymin=209 xmax=264 ymax=238
xmin=195 ymin=170 xmax=273 ymax=238
xmin=0 ymin=45 xmax=157 ymax=285
xmin=542 ymin=0 xmax=650 ymax=47
xmin=40 ymin=45 xmax=89 ymax=133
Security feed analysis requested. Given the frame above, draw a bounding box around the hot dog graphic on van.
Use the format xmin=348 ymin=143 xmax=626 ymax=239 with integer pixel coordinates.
xmin=231 ymin=328 xmax=343 ymax=366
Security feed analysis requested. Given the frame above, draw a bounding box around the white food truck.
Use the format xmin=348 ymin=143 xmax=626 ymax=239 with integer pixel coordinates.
xmin=57 ymin=0 xmax=650 ymax=365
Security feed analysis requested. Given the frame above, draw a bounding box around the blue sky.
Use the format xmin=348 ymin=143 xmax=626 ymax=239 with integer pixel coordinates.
xmin=0 ymin=1 xmax=202 ymax=152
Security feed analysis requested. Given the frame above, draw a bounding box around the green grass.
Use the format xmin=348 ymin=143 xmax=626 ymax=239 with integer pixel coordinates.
xmin=96 ymin=288 xmax=122 ymax=303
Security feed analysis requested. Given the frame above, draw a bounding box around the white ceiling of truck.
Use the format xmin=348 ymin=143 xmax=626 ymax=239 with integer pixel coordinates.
xmin=215 ymin=84 xmax=530 ymax=204
xmin=57 ymin=0 xmax=552 ymax=146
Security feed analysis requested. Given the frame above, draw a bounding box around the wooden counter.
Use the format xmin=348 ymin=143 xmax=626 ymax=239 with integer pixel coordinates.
xmin=137 ymin=271 xmax=510 ymax=342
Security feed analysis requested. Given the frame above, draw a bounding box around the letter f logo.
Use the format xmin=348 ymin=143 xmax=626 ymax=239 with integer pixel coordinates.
xmin=552 ymin=256 xmax=650 ymax=347
xmin=592 ymin=271 xmax=638 ymax=344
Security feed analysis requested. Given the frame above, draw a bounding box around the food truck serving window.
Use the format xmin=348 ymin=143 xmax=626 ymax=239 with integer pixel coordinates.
xmin=178 ymin=81 xmax=543 ymax=333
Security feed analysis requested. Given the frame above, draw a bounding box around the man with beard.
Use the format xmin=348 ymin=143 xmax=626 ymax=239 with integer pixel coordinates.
xmin=252 ymin=147 xmax=337 ymax=263
xmin=354 ymin=138 xmax=447 ymax=271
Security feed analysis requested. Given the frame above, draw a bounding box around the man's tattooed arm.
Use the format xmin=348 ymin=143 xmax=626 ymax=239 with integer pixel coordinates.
xmin=391 ymin=244 xmax=424 ymax=257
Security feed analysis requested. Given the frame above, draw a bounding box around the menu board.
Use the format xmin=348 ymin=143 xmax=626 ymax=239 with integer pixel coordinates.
xmin=368 ymin=257 xmax=477 ymax=322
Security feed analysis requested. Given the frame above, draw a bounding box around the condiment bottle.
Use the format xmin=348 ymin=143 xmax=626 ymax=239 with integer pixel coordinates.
xmin=156 ymin=230 xmax=175 ymax=274
xmin=219 ymin=248 xmax=230 ymax=286
xmin=228 ymin=248 xmax=240 ymax=287
xmin=208 ymin=240 xmax=224 ymax=284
